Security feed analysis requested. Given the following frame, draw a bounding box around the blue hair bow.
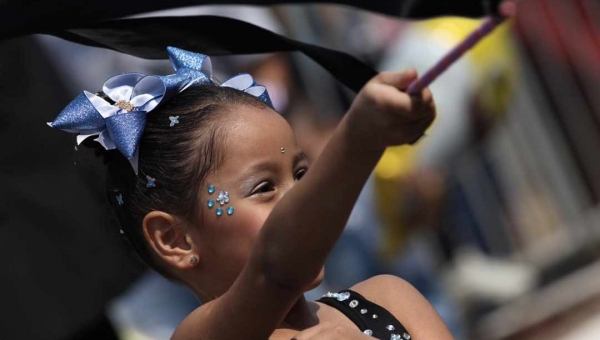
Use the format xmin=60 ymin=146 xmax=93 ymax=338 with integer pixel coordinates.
xmin=49 ymin=46 xmax=273 ymax=173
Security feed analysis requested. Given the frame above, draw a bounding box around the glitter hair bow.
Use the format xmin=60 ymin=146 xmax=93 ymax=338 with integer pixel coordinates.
xmin=49 ymin=46 xmax=273 ymax=173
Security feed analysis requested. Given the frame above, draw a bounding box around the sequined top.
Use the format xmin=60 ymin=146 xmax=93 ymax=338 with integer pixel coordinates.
xmin=317 ymin=290 xmax=411 ymax=340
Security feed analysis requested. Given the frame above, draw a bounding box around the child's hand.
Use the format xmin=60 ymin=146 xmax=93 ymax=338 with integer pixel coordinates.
xmin=347 ymin=69 xmax=435 ymax=147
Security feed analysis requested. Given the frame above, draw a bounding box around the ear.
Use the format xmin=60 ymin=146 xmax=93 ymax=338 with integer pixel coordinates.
xmin=143 ymin=211 xmax=199 ymax=270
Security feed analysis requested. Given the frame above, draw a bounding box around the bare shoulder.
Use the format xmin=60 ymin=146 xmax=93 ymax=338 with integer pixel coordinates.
xmin=351 ymin=274 xmax=415 ymax=301
xmin=351 ymin=275 xmax=455 ymax=340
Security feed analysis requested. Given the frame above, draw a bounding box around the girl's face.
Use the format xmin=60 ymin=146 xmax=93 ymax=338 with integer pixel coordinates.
xmin=191 ymin=105 xmax=323 ymax=295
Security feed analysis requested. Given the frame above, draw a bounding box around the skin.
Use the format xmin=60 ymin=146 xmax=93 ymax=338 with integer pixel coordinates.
xmin=143 ymin=70 xmax=453 ymax=340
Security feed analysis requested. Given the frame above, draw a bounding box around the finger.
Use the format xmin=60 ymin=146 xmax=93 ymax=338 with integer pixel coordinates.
xmin=409 ymin=87 xmax=433 ymax=112
xmin=373 ymin=69 xmax=418 ymax=90
xmin=407 ymin=114 xmax=436 ymax=145
xmin=370 ymin=83 xmax=433 ymax=123
xmin=369 ymin=83 xmax=416 ymax=119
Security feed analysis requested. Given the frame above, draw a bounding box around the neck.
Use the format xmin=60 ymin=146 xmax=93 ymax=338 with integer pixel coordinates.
xmin=279 ymin=295 xmax=319 ymax=330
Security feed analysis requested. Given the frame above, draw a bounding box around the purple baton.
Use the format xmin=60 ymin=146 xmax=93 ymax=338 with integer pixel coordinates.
xmin=406 ymin=16 xmax=508 ymax=95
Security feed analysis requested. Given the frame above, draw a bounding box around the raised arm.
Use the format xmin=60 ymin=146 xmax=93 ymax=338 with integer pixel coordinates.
xmin=173 ymin=70 xmax=435 ymax=340
xmin=256 ymin=70 xmax=434 ymax=290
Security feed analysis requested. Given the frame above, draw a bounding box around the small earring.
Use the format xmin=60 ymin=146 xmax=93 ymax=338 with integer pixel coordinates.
xmin=190 ymin=255 xmax=198 ymax=265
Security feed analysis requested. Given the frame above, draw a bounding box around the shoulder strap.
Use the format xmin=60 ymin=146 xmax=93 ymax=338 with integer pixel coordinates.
xmin=317 ymin=289 xmax=411 ymax=340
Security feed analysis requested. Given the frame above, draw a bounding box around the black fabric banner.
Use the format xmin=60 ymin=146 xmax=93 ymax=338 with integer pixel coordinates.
xmin=1 ymin=1 xmax=502 ymax=93
xmin=1 ymin=0 xmax=501 ymax=40
xmin=49 ymin=16 xmax=378 ymax=92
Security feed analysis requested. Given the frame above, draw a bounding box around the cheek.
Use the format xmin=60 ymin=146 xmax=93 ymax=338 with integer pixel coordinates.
xmin=203 ymin=202 xmax=272 ymax=261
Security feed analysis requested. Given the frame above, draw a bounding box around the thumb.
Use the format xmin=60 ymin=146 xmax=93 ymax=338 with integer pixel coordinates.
xmin=373 ymin=69 xmax=418 ymax=91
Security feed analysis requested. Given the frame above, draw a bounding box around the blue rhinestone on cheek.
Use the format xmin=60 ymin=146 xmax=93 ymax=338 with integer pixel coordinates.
xmin=208 ymin=185 xmax=215 ymax=194
xmin=207 ymin=199 xmax=215 ymax=208
xmin=216 ymin=207 xmax=223 ymax=216
xmin=227 ymin=207 xmax=234 ymax=215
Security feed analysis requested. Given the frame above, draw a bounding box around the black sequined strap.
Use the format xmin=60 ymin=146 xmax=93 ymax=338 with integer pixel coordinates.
xmin=317 ymin=290 xmax=411 ymax=340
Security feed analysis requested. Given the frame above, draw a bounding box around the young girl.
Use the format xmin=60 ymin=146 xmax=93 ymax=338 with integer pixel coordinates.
xmin=50 ymin=47 xmax=450 ymax=340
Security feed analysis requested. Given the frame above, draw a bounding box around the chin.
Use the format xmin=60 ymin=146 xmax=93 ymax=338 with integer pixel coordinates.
xmin=305 ymin=267 xmax=325 ymax=292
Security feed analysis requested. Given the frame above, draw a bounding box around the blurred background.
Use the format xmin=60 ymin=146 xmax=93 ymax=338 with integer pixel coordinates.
xmin=2 ymin=1 xmax=600 ymax=340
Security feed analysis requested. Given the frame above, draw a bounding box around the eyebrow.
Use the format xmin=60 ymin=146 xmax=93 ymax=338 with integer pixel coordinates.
xmin=293 ymin=151 xmax=308 ymax=168
xmin=245 ymin=150 xmax=307 ymax=174
xmin=238 ymin=151 xmax=308 ymax=194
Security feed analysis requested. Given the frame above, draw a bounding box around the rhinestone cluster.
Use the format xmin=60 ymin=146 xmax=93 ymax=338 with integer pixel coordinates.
xmin=217 ymin=191 xmax=230 ymax=205
xmin=113 ymin=100 xmax=137 ymax=112
xmin=207 ymin=185 xmax=234 ymax=216
xmin=322 ymin=291 xmax=351 ymax=301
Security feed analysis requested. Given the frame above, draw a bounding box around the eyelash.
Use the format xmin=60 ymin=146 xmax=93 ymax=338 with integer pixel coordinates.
xmin=295 ymin=168 xmax=307 ymax=181
xmin=250 ymin=168 xmax=308 ymax=196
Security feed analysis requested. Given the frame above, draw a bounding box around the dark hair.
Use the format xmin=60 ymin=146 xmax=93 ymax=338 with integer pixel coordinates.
xmin=102 ymin=84 xmax=272 ymax=279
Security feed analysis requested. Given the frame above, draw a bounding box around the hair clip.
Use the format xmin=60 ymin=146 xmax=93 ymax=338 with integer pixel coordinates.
xmin=146 ymin=175 xmax=156 ymax=188
xmin=116 ymin=193 xmax=124 ymax=206
xmin=49 ymin=47 xmax=274 ymax=175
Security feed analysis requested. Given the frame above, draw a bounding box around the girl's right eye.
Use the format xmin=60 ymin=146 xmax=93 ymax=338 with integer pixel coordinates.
xmin=250 ymin=181 xmax=275 ymax=196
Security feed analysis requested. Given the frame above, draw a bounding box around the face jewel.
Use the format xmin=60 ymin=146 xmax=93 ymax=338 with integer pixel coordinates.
xmin=363 ymin=330 xmax=373 ymax=336
xmin=116 ymin=193 xmax=124 ymax=206
xmin=390 ymin=335 xmax=402 ymax=340
xmin=227 ymin=206 xmax=234 ymax=215
xmin=386 ymin=325 xmax=395 ymax=331
xmin=372 ymin=314 xmax=378 ymax=319
xmin=207 ymin=199 xmax=215 ymax=208
xmin=403 ymin=333 xmax=411 ymax=339
xmin=216 ymin=207 xmax=223 ymax=216
xmin=217 ymin=191 xmax=230 ymax=205
xmin=360 ymin=309 xmax=368 ymax=314
xmin=281 ymin=147 xmax=285 ymax=153
xmin=208 ymin=185 xmax=215 ymax=194
xmin=146 ymin=176 xmax=156 ymax=188
xmin=169 ymin=116 xmax=180 ymax=127
xmin=349 ymin=300 xmax=359 ymax=308
xmin=336 ymin=292 xmax=350 ymax=301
